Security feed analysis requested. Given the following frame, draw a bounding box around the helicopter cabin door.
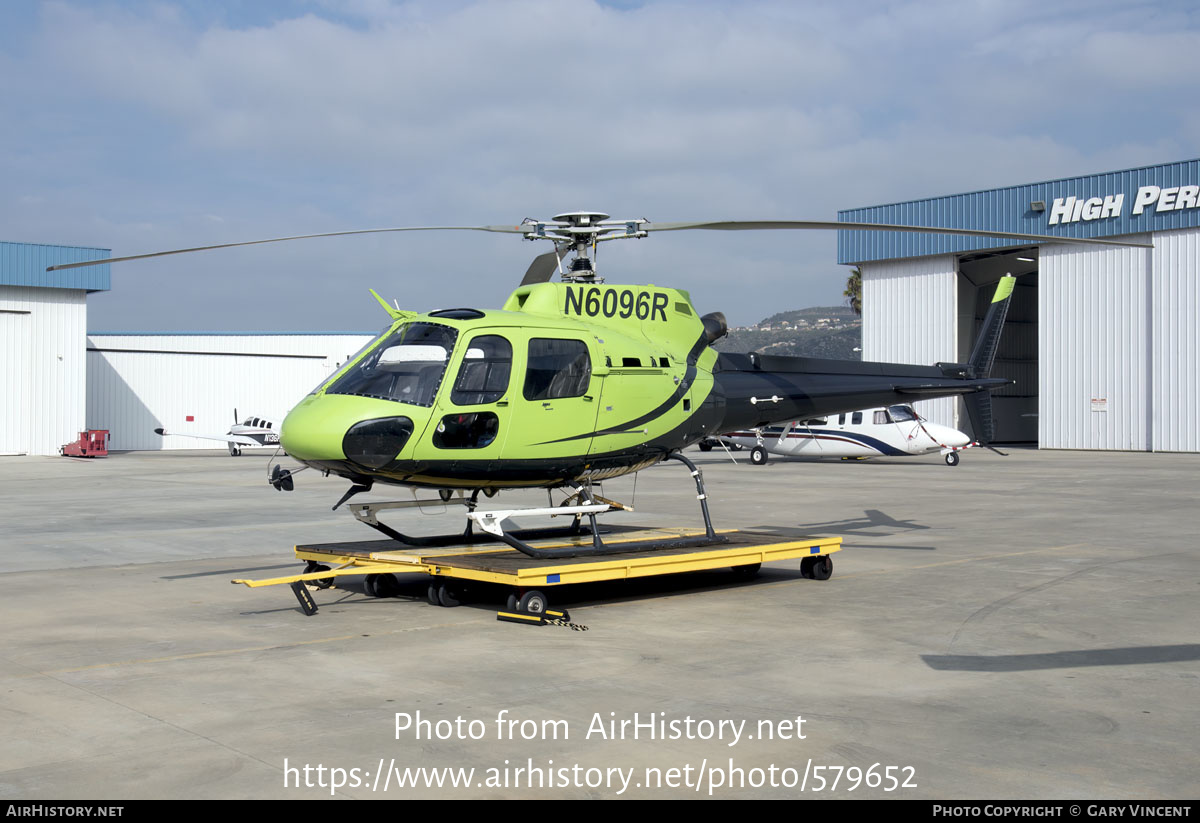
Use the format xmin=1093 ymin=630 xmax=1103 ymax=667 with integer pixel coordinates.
xmin=425 ymin=331 xmax=515 ymax=469
xmin=501 ymin=333 xmax=601 ymax=478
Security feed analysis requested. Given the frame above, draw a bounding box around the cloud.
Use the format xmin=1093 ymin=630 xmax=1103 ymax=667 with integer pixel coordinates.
xmin=1 ymin=0 xmax=1196 ymax=329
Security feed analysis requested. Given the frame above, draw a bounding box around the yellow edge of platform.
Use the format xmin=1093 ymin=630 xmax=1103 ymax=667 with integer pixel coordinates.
xmin=426 ymin=537 xmax=842 ymax=586
xmin=250 ymin=530 xmax=842 ymax=589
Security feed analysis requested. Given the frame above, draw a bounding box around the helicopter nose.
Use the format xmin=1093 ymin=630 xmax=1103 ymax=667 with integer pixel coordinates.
xmin=281 ymin=394 xmax=421 ymax=467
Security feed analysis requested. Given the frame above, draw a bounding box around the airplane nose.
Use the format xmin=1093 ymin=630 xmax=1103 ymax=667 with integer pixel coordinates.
xmin=931 ymin=426 xmax=972 ymax=448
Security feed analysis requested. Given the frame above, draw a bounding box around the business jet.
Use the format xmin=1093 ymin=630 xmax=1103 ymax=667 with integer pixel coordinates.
xmin=154 ymin=410 xmax=281 ymax=456
xmin=711 ymin=404 xmax=976 ymax=466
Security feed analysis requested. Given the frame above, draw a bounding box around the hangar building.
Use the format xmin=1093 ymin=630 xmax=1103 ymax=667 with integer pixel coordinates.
xmin=86 ymin=333 xmax=373 ymax=451
xmin=838 ymin=158 xmax=1199 ymax=452
xmin=1 ymin=242 xmax=110 ymax=455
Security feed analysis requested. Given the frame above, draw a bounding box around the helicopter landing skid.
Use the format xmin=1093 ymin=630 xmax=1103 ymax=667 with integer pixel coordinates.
xmin=347 ymin=489 xmax=611 ymax=547
xmin=346 ymin=452 xmax=722 ymax=559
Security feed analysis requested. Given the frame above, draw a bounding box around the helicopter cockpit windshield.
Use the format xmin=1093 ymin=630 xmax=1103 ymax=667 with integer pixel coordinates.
xmin=325 ymin=322 xmax=458 ymax=407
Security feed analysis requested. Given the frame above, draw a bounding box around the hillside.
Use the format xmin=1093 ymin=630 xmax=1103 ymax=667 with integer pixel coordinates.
xmin=715 ymin=305 xmax=862 ymax=360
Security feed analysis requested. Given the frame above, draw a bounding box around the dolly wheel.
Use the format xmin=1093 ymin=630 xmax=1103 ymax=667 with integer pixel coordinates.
xmin=698 ymin=441 xmax=713 ymax=452
xmin=750 ymin=446 xmax=768 ymax=465
xmin=810 ymin=555 xmax=833 ymax=581
xmin=945 ymin=451 xmax=960 ymax=466
xmin=506 ymin=593 xmax=519 ymax=611
xmin=518 ymin=590 xmax=548 ymax=615
xmin=437 ymin=583 xmax=461 ymax=608
xmin=304 ymin=561 xmax=334 ymax=589
xmin=426 ymin=583 xmax=440 ymax=606
xmin=731 ymin=562 xmax=761 ymax=578
xmin=368 ymin=573 xmax=400 ymax=598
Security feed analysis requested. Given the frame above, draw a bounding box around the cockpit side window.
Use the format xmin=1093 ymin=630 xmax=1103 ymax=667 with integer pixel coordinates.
xmin=523 ymin=339 xmax=591 ymax=400
xmin=325 ymin=322 xmax=458 ymax=407
xmin=451 ymin=335 xmax=512 ymax=406
xmin=888 ymin=404 xmax=918 ymax=422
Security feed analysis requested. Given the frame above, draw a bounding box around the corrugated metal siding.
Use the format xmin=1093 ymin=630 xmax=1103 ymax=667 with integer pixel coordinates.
xmin=0 ymin=286 xmax=88 ymax=455
xmin=1039 ymin=239 xmax=1150 ymax=450
xmin=86 ymin=334 xmax=374 ymax=450
xmin=0 ymin=242 xmax=111 ymax=292
xmin=1151 ymin=228 xmax=1200 ymax=452
xmin=839 ymin=158 xmax=1200 ymax=264
xmin=861 ymin=256 xmax=958 ymax=427
xmin=0 ymin=312 xmax=32 ymax=454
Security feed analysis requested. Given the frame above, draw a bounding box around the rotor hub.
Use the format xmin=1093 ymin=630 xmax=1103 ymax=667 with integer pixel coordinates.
xmin=520 ymin=211 xmax=648 ymax=283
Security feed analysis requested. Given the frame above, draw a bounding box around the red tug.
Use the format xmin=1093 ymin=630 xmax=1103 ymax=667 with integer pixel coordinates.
xmin=60 ymin=430 xmax=109 ymax=458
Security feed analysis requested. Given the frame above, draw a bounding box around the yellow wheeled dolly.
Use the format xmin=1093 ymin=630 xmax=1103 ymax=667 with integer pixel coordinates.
xmin=233 ymin=527 xmax=842 ymax=619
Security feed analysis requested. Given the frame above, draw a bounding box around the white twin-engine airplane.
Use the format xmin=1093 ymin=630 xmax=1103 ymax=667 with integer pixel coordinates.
xmin=713 ymin=404 xmax=977 ymax=466
xmin=154 ymin=410 xmax=281 ymax=456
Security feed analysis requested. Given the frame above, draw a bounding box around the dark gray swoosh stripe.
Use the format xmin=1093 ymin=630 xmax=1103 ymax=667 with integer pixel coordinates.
xmin=535 ymin=329 xmax=710 ymax=445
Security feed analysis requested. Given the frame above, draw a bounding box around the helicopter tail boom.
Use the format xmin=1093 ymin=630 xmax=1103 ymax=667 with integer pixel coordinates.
xmin=709 ymin=274 xmax=1018 ymax=435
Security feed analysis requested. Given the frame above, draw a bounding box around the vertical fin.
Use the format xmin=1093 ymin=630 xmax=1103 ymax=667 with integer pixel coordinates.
xmin=967 ymin=274 xmax=1015 ymax=378
xmin=963 ymin=275 xmax=1016 ymax=444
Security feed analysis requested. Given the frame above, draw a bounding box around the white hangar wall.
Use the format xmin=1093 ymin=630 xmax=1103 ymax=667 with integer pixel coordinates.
xmin=0 ymin=286 xmax=88 ymax=456
xmin=1152 ymin=228 xmax=1200 ymax=452
xmin=1038 ymin=237 xmax=1151 ymax=451
xmin=860 ymin=255 xmax=959 ymax=429
xmin=1010 ymin=227 xmax=1198 ymax=452
xmin=86 ymin=333 xmax=373 ymax=451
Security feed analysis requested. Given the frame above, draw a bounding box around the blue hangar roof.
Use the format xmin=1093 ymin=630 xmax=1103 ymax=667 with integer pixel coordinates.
xmin=1 ymin=241 xmax=111 ymax=292
xmin=837 ymin=158 xmax=1200 ymax=265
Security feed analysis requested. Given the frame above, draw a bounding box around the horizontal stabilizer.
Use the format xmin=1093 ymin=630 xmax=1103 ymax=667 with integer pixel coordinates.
xmin=894 ymin=378 xmax=1009 ymax=396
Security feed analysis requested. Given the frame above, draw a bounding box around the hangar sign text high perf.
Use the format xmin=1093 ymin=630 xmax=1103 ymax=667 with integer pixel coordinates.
xmin=1049 ymin=184 xmax=1200 ymax=225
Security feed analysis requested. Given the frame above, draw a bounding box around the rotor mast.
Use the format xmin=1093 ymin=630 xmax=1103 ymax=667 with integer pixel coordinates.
xmin=520 ymin=211 xmax=648 ymax=283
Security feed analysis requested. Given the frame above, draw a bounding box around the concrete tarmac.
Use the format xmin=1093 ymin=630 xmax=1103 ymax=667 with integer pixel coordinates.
xmin=1 ymin=447 xmax=1197 ymax=799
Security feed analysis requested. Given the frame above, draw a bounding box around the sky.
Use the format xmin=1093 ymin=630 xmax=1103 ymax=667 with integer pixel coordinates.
xmin=2 ymin=0 xmax=1198 ymax=331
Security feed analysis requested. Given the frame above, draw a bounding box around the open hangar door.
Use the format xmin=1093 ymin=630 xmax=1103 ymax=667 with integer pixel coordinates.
xmin=956 ymin=249 xmax=1039 ymax=444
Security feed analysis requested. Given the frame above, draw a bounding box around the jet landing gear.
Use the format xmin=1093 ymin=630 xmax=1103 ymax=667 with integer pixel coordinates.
xmin=750 ymin=446 xmax=768 ymax=465
xmin=944 ymin=451 xmax=960 ymax=466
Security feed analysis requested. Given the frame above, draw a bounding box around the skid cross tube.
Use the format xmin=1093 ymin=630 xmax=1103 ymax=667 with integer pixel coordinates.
xmin=350 ymin=493 xmax=592 ymax=548
xmin=467 ymin=452 xmax=724 ymax=559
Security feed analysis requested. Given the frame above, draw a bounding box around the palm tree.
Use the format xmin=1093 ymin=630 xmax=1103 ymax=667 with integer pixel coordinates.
xmin=843 ymin=267 xmax=862 ymax=315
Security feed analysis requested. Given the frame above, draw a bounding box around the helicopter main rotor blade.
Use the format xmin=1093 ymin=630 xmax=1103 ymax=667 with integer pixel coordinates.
xmin=45 ymin=224 xmax=527 ymax=272
xmin=642 ymin=220 xmax=1154 ymax=249
xmin=520 ymin=249 xmax=564 ymax=286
